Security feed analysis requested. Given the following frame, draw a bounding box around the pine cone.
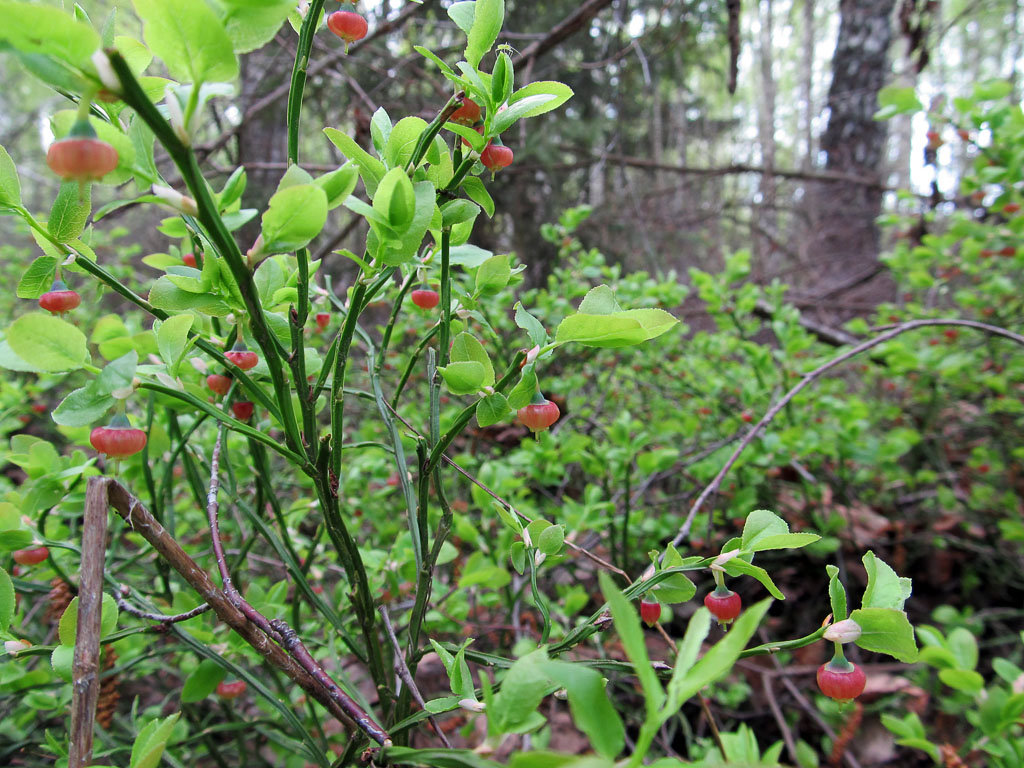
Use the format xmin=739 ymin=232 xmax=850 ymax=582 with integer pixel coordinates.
xmin=46 ymin=578 xmax=73 ymax=623
xmin=95 ymin=646 xmax=120 ymax=730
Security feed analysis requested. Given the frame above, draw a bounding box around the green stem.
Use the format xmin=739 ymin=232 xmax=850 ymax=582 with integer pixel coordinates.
xmin=287 ymin=0 xmax=327 ymax=164
xmin=107 ymin=51 xmax=306 ymax=464
xmin=438 ymin=228 xmax=452 ymax=367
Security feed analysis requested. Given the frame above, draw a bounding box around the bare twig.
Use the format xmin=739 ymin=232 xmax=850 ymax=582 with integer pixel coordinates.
xmin=762 ymin=673 xmax=797 ymax=765
xmin=379 ymin=606 xmax=452 ymax=749
xmin=103 ymin=479 xmax=391 ymax=744
xmin=114 ymin=584 xmax=211 ymax=625
xmin=649 ymin=318 xmax=1024 ymax=569
xmin=69 ymin=477 xmax=110 ymax=768
xmin=203 ymin=428 xmax=392 ymax=746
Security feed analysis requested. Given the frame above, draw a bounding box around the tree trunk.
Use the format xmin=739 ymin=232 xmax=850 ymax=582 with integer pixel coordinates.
xmin=807 ymin=0 xmax=895 ymax=310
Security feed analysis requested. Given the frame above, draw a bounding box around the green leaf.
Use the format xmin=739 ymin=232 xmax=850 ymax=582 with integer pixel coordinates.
xmin=130 ymin=712 xmax=181 ymax=768
xmin=861 ymin=551 xmax=912 ymax=610
xmin=149 ymin=278 xmax=231 ymax=315
xmin=53 ymin=352 xmax=137 ymax=427
xmin=0 ymin=144 xmax=22 ymax=207
xmin=850 ymin=607 xmax=919 ymax=663
xmin=475 ymin=253 xmax=510 ymax=296
xmin=221 ymin=0 xmax=293 ymax=54
xmin=740 ymin=509 xmax=820 ymax=551
xmin=450 ymin=333 xmax=495 ymax=387
xmin=155 ymin=314 xmax=194 ymax=375
xmin=132 ymin=0 xmax=238 ymax=84
xmin=653 ymin=545 xmax=697 ymax=603
xmin=7 ymin=313 xmax=87 ymax=372
xmin=261 ymin=184 xmax=328 ymax=253
xmin=542 ymin=661 xmax=625 ymax=758
xmin=315 ymin=164 xmax=358 ymax=209
xmin=324 ymin=127 xmax=387 ymax=196
xmin=465 ymin=0 xmax=504 ymax=69
xmin=507 ymin=81 xmax=574 ymax=119
xmin=598 ymin=570 xmax=664 ymax=711
xmin=439 ymin=361 xmax=487 ymax=395
xmin=507 ymin=365 xmax=538 ymax=410
xmin=491 ymin=94 xmax=558 ymax=134
xmin=0 ymin=2 xmax=99 ymax=67
xmin=51 ymin=644 xmax=75 ymax=682
xmin=0 ymin=566 xmax=14 ymax=631
xmin=48 ymin=182 xmax=91 ymax=243
xmin=461 ymin=176 xmax=495 ymax=217
xmin=947 ymin=628 xmax=978 ymax=671
xmin=665 ymin=607 xmax=711 ymax=713
xmin=661 ymin=599 xmax=772 ymax=719
xmin=938 ymin=668 xmax=984 ymax=694
xmin=556 ymin=308 xmax=678 ymax=348
xmin=58 ymin=594 xmax=120 ymax=646
xmin=826 ymin=565 xmax=847 ymax=622
xmin=491 ymin=51 xmax=513 ymax=107
xmin=537 ymin=525 xmax=564 ymax=556
xmin=476 ymin=393 xmax=509 ymax=427
xmin=386 ymin=116 xmax=429 ymax=169
xmin=577 ymin=285 xmax=622 ymax=315
xmin=181 ymin=659 xmax=227 ymax=703
xmin=17 ymin=257 xmax=59 ymax=300
xmin=441 ymin=199 xmax=481 ymax=228
xmin=514 ymin=303 xmax=546 ymax=347
xmin=723 ymin=557 xmax=785 ymax=600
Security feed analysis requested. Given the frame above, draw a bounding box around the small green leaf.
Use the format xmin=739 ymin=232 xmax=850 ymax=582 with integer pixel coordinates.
xmin=861 ymin=551 xmax=912 ymax=610
xmin=17 ymin=257 xmax=59 ymax=300
xmin=850 ymin=607 xmax=919 ymax=663
xmin=465 ymin=0 xmax=504 ymax=69
xmin=938 ymin=668 xmax=984 ymax=694
xmin=130 ymin=712 xmax=181 ymax=768
xmin=51 ymin=644 xmax=75 ymax=682
xmin=537 ymin=525 xmax=564 ymax=556
xmin=441 ymin=199 xmax=480 ymax=228
xmin=0 ymin=2 xmax=100 ymax=67
xmin=58 ymin=594 xmax=120 ymax=646
xmin=723 ymin=558 xmax=785 ymax=600
xmin=514 ymin=303 xmax=546 ymax=347
xmin=0 ymin=566 xmax=14 ymax=630
xmin=542 ymin=661 xmax=625 ymax=758
xmin=324 ymin=127 xmax=386 ymax=196
xmin=665 ymin=607 xmax=711 ymax=712
xmin=598 ymin=570 xmax=664 ymax=712
xmin=0 ymin=144 xmax=22 ymax=207
xmin=439 ymin=361 xmax=487 ymax=395
xmin=450 ymin=333 xmax=495 ymax=387
xmin=48 ymin=182 xmax=91 ymax=243
xmin=8 ymin=313 xmax=87 ymax=372
xmin=155 ymin=314 xmax=194 ymax=375
xmin=132 ymin=0 xmax=238 ymax=83
xmin=181 ymin=659 xmax=227 ymax=703
xmin=261 ymin=184 xmax=328 ymax=253
xmin=475 ymin=253 xmax=511 ymax=296
xmin=661 ymin=599 xmax=772 ymax=719
xmin=476 ymin=392 xmax=509 ymax=427
xmin=315 ymin=164 xmax=358 ymax=209
xmin=507 ymin=365 xmax=538 ymax=410
xmin=826 ymin=564 xmax=847 ymax=622
xmin=507 ymin=81 xmax=574 ymax=119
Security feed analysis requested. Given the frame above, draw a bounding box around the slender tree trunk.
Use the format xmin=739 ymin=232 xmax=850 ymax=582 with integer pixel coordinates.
xmin=807 ymin=0 xmax=895 ymax=310
xmin=756 ymin=0 xmax=778 ymax=280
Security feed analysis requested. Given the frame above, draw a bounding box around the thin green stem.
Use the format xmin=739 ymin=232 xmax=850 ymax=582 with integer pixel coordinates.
xmin=107 ymin=52 xmax=306 ymax=463
xmin=287 ymin=0 xmax=327 ymax=163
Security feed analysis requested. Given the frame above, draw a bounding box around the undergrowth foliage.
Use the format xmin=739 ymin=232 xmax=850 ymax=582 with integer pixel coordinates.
xmin=0 ymin=2 xmax=1021 ymax=768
